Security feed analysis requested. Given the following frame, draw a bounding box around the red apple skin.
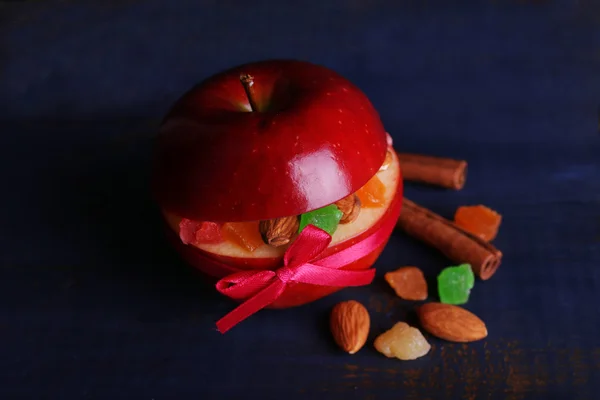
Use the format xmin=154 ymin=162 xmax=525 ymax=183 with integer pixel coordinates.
xmin=152 ymin=59 xmax=388 ymax=222
xmin=165 ymin=172 xmax=403 ymax=308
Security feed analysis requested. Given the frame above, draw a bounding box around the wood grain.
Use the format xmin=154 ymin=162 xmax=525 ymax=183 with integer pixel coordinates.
xmin=295 ymin=341 xmax=600 ymax=398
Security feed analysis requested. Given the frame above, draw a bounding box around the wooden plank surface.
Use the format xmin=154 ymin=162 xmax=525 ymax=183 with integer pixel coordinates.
xmin=0 ymin=1 xmax=599 ymax=399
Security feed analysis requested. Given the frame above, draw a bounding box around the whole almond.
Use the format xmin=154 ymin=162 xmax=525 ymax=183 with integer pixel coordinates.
xmin=417 ymin=302 xmax=487 ymax=342
xmin=259 ymin=216 xmax=299 ymax=247
xmin=330 ymin=300 xmax=370 ymax=354
xmin=335 ymin=194 xmax=361 ymax=224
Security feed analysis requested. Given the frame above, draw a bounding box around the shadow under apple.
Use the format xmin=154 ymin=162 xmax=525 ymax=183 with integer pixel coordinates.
xmin=13 ymin=117 xmax=226 ymax=322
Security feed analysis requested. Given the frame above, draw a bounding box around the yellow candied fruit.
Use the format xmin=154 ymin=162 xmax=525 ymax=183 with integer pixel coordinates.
xmin=374 ymin=322 xmax=431 ymax=360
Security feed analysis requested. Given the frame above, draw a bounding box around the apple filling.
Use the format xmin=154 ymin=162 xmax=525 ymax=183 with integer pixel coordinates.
xmin=163 ymin=150 xmax=400 ymax=258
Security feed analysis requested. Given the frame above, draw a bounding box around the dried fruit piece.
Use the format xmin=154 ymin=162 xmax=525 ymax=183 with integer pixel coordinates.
xmin=335 ymin=194 xmax=361 ymax=224
xmin=298 ymin=204 xmax=343 ymax=235
xmin=194 ymin=221 xmax=223 ymax=244
xmin=259 ymin=216 xmax=299 ymax=247
xmin=179 ymin=218 xmax=200 ymax=245
xmin=222 ymin=222 xmax=264 ymax=252
xmin=384 ymin=266 xmax=428 ymax=301
xmin=374 ymin=322 xmax=431 ymax=360
xmin=417 ymin=302 xmax=487 ymax=343
xmin=454 ymin=205 xmax=502 ymax=242
xmin=356 ymin=174 xmax=386 ymax=208
xmin=437 ymin=264 xmax=475 ymax=305
xmin=179 ymin=219 xmax=223 ymax=245
xmin=330 ymin=300 xmax=370 ymax=354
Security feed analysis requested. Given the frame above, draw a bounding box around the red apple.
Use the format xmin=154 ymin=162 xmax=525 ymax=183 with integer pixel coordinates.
xmin=152 ymin=59 xmax=388 ymax=222
xmin=152 ymin=59 xmax=403 ymax=308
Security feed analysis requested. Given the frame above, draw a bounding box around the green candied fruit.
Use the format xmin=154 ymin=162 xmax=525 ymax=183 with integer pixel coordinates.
xmin=298 ymin=204 xmax=344 ymax=236
xmin=437 ymin=264 xmax=475 ymax=305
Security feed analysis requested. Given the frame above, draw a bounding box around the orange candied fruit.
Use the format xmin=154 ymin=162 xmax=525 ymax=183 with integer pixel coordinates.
xmin=454 ymin=205 xmax=502 ymax=242
xmin=384 ymin=266 xmax=428 ymax=301
xmin=221 ymin=221 xmax=264 ymax=252
xmin=356 ymin=174 xmax=386 ymax=208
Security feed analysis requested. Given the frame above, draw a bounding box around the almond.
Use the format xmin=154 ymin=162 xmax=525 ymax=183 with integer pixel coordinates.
xmin=335 ymin=194 xmax=361 ymax=224
xmin=330 ymin=300 xmax=370 ymax=354
xmin=259 ymin=216 xmax=299 ymax=247
xmin=417 ymin=302 xmax=487 ymax=342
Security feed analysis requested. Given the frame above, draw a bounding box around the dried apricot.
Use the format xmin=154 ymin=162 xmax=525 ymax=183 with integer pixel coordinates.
xmin=374 ymin=322 xmax=431 ymax=360
xmin=222 ymin=222 xmax=264 ymax=252
xmin=356 ymin=174 xmax=386 ymax=208
xmin=384 ymin=266 xmax=428 ymax=301
xmin=454 ymin=205 xmax=502 ymax=242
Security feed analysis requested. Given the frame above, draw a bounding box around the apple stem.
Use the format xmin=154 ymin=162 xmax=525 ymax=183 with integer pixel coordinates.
xmin=240 ymin=74 xmax=260 ymax=112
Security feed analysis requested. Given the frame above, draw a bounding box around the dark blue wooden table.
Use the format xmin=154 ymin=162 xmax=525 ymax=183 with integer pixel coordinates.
xmin=1 ymin=1 xmax=599 ymax=399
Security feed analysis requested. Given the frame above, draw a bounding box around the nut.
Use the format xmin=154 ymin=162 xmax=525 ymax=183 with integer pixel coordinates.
xmin=330 ymin=300 xmax=370 ymax=354
xmin=259 ymin=216 xmax=299 ymax=247
xmin=417 ymin=302 xmax=487 ymax=342
xmin=335 ymin=194 xmax=361 ymax=224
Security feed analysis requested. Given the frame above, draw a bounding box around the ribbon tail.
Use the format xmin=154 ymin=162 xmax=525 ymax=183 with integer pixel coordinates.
xmin=314 ymin=267 xmax=376 ymax=287
xmin=291 ymin=263 xmax=376 ymax=287
xmin=216 ymin=279 xmax=287 ymax=334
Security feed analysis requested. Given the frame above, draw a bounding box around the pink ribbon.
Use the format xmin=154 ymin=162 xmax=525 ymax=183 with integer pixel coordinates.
xmin=215 ymin=209 xmax=399 ymax=333
xmin=165 ymin=197 xmax=401 ymax=334
xmin=215 ymin=225 xmax=377 ymax=333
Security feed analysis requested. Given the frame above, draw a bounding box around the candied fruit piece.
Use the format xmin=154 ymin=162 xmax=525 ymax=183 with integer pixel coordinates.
xmin=374 ymin=322 xmax=431 ymax=360
xmin=179 ymin=218 xmax=200 ymax=245
xmin=298 ymin=205 xmax=343 ymax=236
xmin=384 ymin=266 xmax=428 ymax=301
xmin=222 ymin=221 xmax=264 ymax=252
xmin=454 ymin=205 xmax=502 ymax=242
xmin=195 ymin=221 xmax=223 ymax=244
xmin=356 ymin=174 xmax=386 ymax=208
xmin=437 ymin=263 xmax=475 ymax=305
xmin=179 ymin=219 xmax=223 ymax=245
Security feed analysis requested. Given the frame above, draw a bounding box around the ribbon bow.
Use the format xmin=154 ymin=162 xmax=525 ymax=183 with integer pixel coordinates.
xmin=214 ymin=223 xmax=390 ymax=333
xmin=163 ymin=196 xmax=401 ymax=334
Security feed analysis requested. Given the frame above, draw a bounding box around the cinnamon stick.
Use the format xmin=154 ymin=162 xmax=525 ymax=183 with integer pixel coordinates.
xmin=397 ymin=153 xmax=467 ymax=190
xmin=396 ymin=198 xmax=502 ymax=280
